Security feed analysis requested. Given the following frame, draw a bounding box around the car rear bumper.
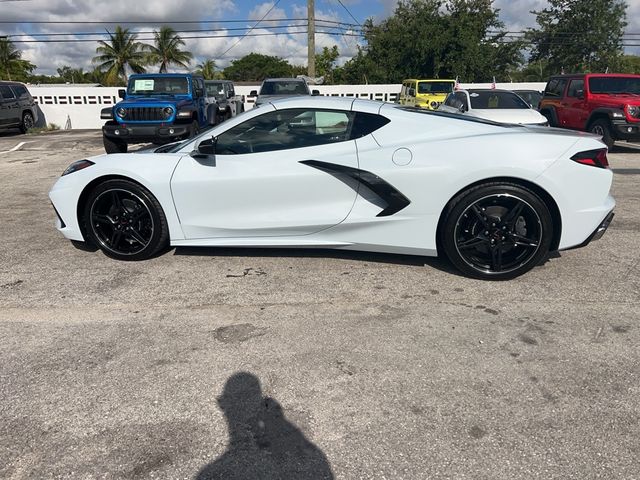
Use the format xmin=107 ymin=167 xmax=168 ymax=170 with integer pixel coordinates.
xmin=564 ymin=210 xmax=615 ymax=250
xmin=103 ymin=123 xmax=190 ymax=143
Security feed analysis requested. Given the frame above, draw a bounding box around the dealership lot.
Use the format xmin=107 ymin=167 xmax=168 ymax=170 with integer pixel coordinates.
xmin=0 ymin=130 xmax=639 ymax=479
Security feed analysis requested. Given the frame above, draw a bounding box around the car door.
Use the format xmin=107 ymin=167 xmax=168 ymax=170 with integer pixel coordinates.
xmin=0 ymin=85 xmax=20 ymax=127
xmin=561 ymin=79 xmax=586 ymax=130
xmin=171 ymin=106 xmax=359 ymax=239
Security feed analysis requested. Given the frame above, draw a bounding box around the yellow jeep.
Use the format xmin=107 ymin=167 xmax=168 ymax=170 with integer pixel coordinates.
xmin=398 ymin=79 xmax=456 ymax=110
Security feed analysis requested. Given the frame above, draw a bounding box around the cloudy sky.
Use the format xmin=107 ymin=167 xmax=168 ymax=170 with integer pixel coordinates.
xmin=1 ymin=0 xmax=638 ymax=75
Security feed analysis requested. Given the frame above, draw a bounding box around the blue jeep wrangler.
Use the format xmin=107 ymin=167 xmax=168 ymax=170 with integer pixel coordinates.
xmin=101 ymin=73 xmax=215 ymax=154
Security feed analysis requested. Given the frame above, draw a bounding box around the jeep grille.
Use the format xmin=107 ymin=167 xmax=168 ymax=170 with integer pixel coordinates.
xmin=122 ymin=107 xmax=167 ymax=121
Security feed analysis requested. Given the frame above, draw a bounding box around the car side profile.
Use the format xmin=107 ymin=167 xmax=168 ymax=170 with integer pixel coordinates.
xmin=0 ymin=81 xmax=38 ymax=134
xmin=439 ymin=89 xmax=549 ymax=125
xmin=50 ymin=96 xmax=614 ymax=280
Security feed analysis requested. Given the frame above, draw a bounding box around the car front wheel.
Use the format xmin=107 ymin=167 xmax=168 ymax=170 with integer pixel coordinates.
xmin=83 ymin=179 xmax=169 ymax=261
xmin=440 ymin=183 xmax=553 ymax=280
xmin=589 ymin=119 xmax=614 ymax=149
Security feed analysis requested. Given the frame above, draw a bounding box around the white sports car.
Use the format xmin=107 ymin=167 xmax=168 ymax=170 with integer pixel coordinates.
xmin=49 ymin=96 xmax=615 ymax=280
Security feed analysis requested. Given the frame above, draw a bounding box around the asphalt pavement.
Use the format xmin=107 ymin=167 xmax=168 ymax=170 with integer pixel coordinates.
xmin=0 ymin=129 xmax=638 ymax=479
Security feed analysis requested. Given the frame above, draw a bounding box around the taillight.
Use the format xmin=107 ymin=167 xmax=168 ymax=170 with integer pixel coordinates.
xmin=570 ymin=149 xmax=609 ymax=169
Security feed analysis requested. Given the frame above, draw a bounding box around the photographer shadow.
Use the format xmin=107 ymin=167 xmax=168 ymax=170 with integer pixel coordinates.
xmin=196 ymin=372 xmax=334 ymax=480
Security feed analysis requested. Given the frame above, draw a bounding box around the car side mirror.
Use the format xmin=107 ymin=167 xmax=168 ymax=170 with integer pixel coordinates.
xmin=190 ymin=137 xmax=217 ymax=164
xmin=458 ymin=104 xmax=467 ymax=113
xmin=250 ymin=90 xmax=258 ymax=96
xmin=118 ymin=89 xmax=126 ymax=99
xmin=195 ymin=87 xmax=204 ymax=97
xmin=311 ymin=89 xmax=320 ymax=96
xmin=576 ymin=89 xmax=584 ymax=99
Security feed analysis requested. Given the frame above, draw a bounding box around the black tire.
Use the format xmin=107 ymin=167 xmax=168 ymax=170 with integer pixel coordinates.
xmin=440 ymin=182 xmax=553 ymax=280
xmin=82 ymin=179 xmax=169 ymax=261
xmin=589 ymin=119 xmax=615 ymax=149
xmin=189 ymin=120 xmax=200 ymax=138
xmin=19 ymin=111 xmax=34 ymax=134
xmin=540 ymin=109 xmax=557 ymax=127
xmin=103 ymin=135 xmax=127 ymax=154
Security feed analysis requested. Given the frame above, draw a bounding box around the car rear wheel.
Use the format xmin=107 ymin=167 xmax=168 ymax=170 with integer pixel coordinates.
xmin=440 ymin=183 xmax=553 ymax=280
xmin=589 ymin=119 xmax=614 ymax=149
xmin=83 ymin=179 xmax=169 ymax=261
xmin=19 ymin=111 xmax=34 ymax=133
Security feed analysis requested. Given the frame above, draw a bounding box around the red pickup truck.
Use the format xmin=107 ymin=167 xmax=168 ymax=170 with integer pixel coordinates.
xmin=539 ymin=73 xmax=640 ymax=148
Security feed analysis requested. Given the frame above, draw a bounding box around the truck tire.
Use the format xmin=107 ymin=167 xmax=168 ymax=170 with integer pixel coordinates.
xmin=540 ymin=109 xmax=557 ymax=127
xmin=189 ymin=120 xmax=200 ymax=138
xmin=103 ymin=135 xmax=127 ymax=154
xmin=589 ymin=119 xmax=615 ymax=149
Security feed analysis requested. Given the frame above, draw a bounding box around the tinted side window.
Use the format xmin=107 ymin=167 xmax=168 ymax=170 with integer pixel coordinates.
xmin=567 ymin=79 xmax=584 ymax=98
xmin=11 ymin=85 xmax=29 ymax=98
xmin=350 ymin=112 xmax=390 ymax=139
xmin=0 ymin=85 xmax=16 ymax=99
xmin=544 ymin=78 xmax=568 ymax=97
xmin=216 ymin=108 xmax=354 ymax=155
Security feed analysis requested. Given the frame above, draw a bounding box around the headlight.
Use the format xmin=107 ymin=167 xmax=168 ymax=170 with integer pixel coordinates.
xmin=626 ymin=105 xmax=640 ymax=119
xmin=62 ymin=159 xmax=94 ymax=176
xmin=162 ymin=107 xmax=174 ymax=119
xmin=176 ymin=110 xmax=192 ymax=118
xmin=430 ymin=101 xmax=439 ymax=108
xmin=116 ymin=107 xmax=127 ymax=118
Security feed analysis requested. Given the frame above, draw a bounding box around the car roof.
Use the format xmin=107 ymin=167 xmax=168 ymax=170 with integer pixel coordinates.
xmin=267 ymin=95 xmax=387 ymax=112
xmin=262 ymin=78 xmax=307 ymax=82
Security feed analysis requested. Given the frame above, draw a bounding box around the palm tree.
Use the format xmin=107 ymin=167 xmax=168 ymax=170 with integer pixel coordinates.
xmin=195 ymin=59 xmax=218 ymax=80
xmin=144 ymin=26 xmax=193 ymax=73
xmin=0 ymin=38 xmax=35 ymax=81
xmin=93 ymin=26 xmax=146 ymax=85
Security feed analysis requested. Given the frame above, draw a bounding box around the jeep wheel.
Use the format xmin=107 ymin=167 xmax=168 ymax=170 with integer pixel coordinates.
xmin=103 ymin=135 xmax=127 ymax=154
xmin=590 ymin=119 xmax=614 ymax=149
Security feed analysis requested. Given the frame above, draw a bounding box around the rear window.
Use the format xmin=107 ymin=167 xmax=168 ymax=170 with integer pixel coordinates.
xmin=469 ymin=91 xmax=529 ymax=109
xmin=351 ymin=112 xmax=390 ymax=138
xmin=10 ymin=85 xmax=29 ymax=98
xmin=417 ymin=82 xmax=454 ymax=94
xmin=260 ymin=81 xmax=309 ymax=96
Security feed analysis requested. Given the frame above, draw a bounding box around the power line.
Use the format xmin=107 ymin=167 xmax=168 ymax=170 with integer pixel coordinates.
xmin=333 ymin=0 xmax=361 ymax=26
xmin=0 ymin=17 xmax=359 ymax=26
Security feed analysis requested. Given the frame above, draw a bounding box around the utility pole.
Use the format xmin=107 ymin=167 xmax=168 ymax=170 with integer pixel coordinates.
xmin=307 ymin=0 xmax=315 ymax=77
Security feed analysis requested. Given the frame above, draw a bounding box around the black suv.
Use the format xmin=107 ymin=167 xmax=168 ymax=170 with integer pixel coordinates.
xmin=0 ymin=81 xmax=38 ymax=134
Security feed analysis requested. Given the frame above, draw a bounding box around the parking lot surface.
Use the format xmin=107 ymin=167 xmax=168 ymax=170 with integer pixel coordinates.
xmin=0 ymin=130 xmax=639 ymax=479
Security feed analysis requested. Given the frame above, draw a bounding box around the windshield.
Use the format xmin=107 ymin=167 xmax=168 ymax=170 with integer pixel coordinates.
xmin=469 ymin=91 xmax=530 ymax=109
xmin=260 ymin=81 xmax=309 ymax=96
xmin=589 ymin=77 xmax=640 ymax=94
xmin=127 ymin=77 xmax=189 ymax=95
xmin=205 ymin=82 xmax=225 ymax=98
xmin=417 ymin=82 xmax=454 ymax=94
xmin=514 ymin=90 xmax=542 ymax=107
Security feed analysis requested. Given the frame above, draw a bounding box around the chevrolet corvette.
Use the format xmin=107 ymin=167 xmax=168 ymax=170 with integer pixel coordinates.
xmin=49 ymin=96 xmax=615 ymax=280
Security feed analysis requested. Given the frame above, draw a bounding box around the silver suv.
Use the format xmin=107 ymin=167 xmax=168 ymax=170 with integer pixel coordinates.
xmin=0 ymin=81 xmax=38 ymax=134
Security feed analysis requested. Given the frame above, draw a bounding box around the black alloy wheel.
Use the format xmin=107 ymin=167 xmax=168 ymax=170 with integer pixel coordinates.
xmin=20 ymin=112 xmax=34 ymax=133
xmin=83 ymin=179 xmax=168 ymax=260
xmin=441 ymin=183 xmax=553 ymax=280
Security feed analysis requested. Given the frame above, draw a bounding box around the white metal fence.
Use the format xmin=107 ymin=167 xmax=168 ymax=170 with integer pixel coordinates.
xmin=28 ymin=82 xmax=547 ymax=130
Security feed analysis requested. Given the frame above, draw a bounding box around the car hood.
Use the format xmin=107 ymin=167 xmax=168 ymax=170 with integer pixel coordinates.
xmin=469 ymin=108 xmax=548 ymax=125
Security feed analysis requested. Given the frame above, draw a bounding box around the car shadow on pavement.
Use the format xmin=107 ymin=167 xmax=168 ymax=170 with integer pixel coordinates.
xmin=173 ymin=246 xmax=460 ymax=274
xmin=195 ymin=372 xmax=334 ymax=480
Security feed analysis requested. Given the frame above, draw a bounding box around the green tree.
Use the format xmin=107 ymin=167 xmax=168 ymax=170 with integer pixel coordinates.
xmin=0 ymin=38 xmax=36 ymax=82
xmin=222 ymin=53 xmax=295 ymax=81
xmin=195 ymin=59 xmax=221 ymax=79
xmin=144 ymin=26 xmax=193 ymax=73
xmin=349 ymin=0 xmax=521 ymax=83
xmin=314 ymin=46 xmax=340 ymax=84
xmin=526 ymin=0 xmax=627 ymax=74
xmin=93 ymin=26 xmax=146 ymax=85
xmin=56 ymin=66 xmax=92 ymax=83
xmin=621 ymin=55 xmax=640 ymax=74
